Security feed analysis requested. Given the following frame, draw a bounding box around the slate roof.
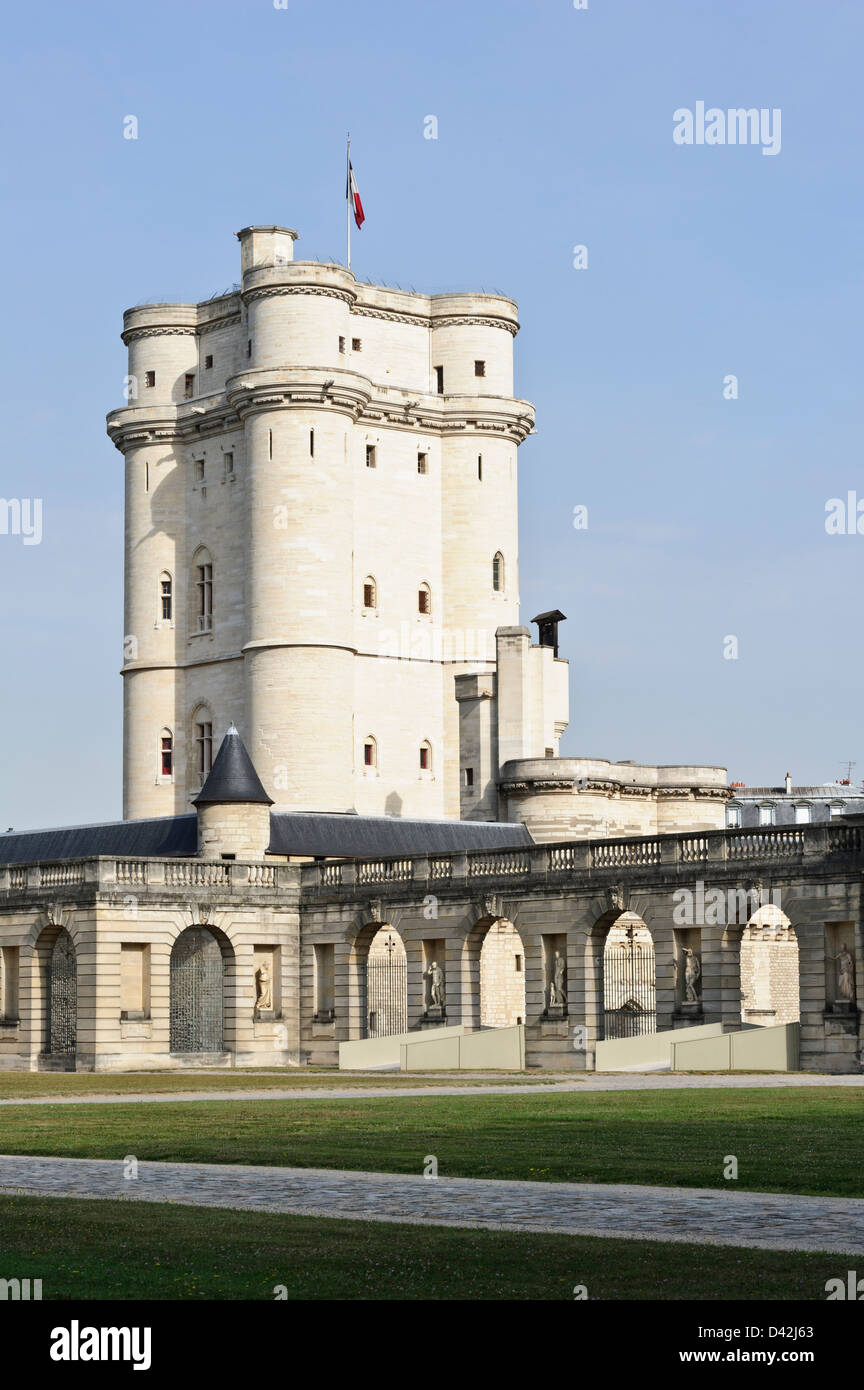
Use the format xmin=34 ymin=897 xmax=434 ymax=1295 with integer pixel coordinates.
xmin=193 ymin=726 xmax=273 ymax=806
xmin=0 ymin=811 xmax=532 ymax=866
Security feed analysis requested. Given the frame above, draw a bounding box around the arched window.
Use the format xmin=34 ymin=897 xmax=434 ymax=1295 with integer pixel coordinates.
xmin=363 ymin=735 xmax=378 ymax=771
xmin=362 ymin=576 xmax=377 ymax=610
xmin=160 ymin=729 xmax=174 ymax=779
xmin=418 ymin=583 xmax=432 ymax=616
xmin=160 ymin=573 xmax=173 ymax=623
xmin=192 ymin=708 xmax=214 ymax=785
xmin=419 ymin=740 xmax=432 ymax=773
xmin=192 ymin=548 xmax=213 ymax=633
xmin=492 ymin=552 xmax=505 ymax=593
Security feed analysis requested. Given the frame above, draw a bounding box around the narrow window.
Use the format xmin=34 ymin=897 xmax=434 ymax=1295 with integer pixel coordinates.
xmin=269 ymin=430 xmax=273 ymax=460
xmin=514 ymin=954 xmax=522 ymax=973
xmin=145 ymin=370 xmax=156 ymax=388
xmin=224 ymin=452 xmax=234 ymax=476
xmin=417 ymin=451 xmax=428 ymax=475
xmin=434 ymin=365 xmax=444 ymax=395
xmin=338 ymin=336 xmax=346 ymax=354
xmin=478 ymin=454 xmax=483 ymax=481
xmin=418 ymin=583 xmax=431 ymax=615
xmin=144 ymin=461 xmax=150 ymax=492
xmin=196 ymin=561 xmax=213 ymax=632
xmin=196 ymin=720 xmax=213 ymax=781
xmin=363 ymin=738 xmax=377 ymax=768
xmin=310 ymin=429 xmax=315 ymax=458
xmin=204 ymin=354 xmax=213 ymax=370
xmin=363 ymin=577 xmax=377 ymax=609
xmin=247 ymin=339 xmax=252 ymax=358
xmin=419 ymin=741 xmax=431 ymax=771
xmin=366 ymin=444 xmax=377 ymax=469
xmin=195 ymin=458 xmax=205 ymax=482
xmin=160 ymin=574 xmax=173 ymax=622
xmin=492 ymin=551 xmax=504 ymax=593
xmin=474 ymin=360 xmax=486 ymax=378
xmin=184 ymin=374 xmax=195 ymax=399
xmin=352 ymin=338 xmax=362 ymax=352
xmin=160 ymin=731 xmax=173 ymax=777
xmin=465 ymin=767 xmax=474 ymax=788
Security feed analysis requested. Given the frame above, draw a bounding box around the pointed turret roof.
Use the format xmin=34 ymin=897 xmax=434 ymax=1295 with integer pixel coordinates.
xmin=192 ymin=726 xmax=274 ymax=807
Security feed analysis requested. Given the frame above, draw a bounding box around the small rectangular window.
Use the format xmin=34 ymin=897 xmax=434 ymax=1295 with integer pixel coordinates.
xmin=514 ymin=954 xmax=522 ymax=973
xmin=434 ymin=366 xmax=444 ymax=394
xmin=224 ymin=452 xmax=234 ymax=475
xmin=352 ymin=338 xmax=362 ymax=352
xmin=478 ymin=455 xmax=483 ymax=481
xmin=160 ymin=735 xmax=173 ymax=777
xmin=247 ymin=339 xmax=252 ymax=358
xmin=184 ymin=374 xmax=195 ymax=399
xmin=419 ymin=746 xmax=429 ymax=770
xmin=363 ymin=582 xmax=375 ymax=609
xmin=310 ymin=429 xmax=315 ymax=458
xmin=474 ymin=360 xmax=486 ymax=378
xmin=269 ymin=430 xmax=273 ymax=460
xmin=195 ymin=459 xmax=205 ymax=482
xmin=145 ymin=370 xmax=156 ymax=388
xmin=364 ymin=742 xmax=375 ymax=767
xmin=366 ymin=444 xmax=377 ymax=469
xmin=465 ymin=767 xmax=474 ymax=788
xmin=339 ymin=336 xmax=346 ymax=354
xmin=417 ymin=452 xmax=428 ymax=474
xmin=204 ymin=354 xmax=213 ymax=370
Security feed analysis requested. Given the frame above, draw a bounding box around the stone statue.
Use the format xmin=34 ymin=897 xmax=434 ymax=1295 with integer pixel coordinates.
xmin=255 ymin=960 xmax=272 ymax=1011
xmin=683 ymin=947 xmax=701 ymax=1001
xmin=833 ymin=943 xmax=855 ymax=1002
xmin=549 ymin=950 xmax=567 ymax=1006
xmin=426 ymin=960 xmax=445 ymax=1007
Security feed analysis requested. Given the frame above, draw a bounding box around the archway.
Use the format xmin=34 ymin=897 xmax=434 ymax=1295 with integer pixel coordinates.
xmin=365 ymin=927 xmax=407 ymax=1038
xmin=740 ymin=904 xmax=799 ymax=1025
xmin=479 ymin=920 xmax=525 ymax=1026
xmin=169 ymin=926 xmax=226 ymax=1053
xmin=602 ymin=913 xmax=656 ymax=1039
xmin=47 ymin=929 xmax=77 ymax=1057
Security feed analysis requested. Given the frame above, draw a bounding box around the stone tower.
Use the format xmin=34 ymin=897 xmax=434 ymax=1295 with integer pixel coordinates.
xmin=108 ymin=223 xmax=568 ymax=822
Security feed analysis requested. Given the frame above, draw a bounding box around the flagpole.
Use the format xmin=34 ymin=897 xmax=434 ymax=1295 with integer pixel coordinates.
xmin=346 ymin=133 xmax=351 ymax=271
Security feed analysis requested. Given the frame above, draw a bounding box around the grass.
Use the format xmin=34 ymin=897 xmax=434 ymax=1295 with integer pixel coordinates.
xmin=0 ymin=1193 xmax=841 ymax=1300
xmin=1 ymin=1087 xmax=861 ymax=1196
xmin=0 ymin=1070 xmax=556 ymax=1100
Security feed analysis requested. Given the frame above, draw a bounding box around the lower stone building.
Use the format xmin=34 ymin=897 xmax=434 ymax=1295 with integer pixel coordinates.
xmin=1 ymin=729 xmax=861 ymax=1074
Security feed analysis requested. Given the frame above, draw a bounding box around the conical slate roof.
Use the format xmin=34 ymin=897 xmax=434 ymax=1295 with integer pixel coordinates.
xmin=192 ymin=726 xmax=274 ymax=807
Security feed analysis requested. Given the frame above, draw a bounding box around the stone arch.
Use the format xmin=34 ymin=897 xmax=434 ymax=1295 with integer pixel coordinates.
xmin=740 ymin=902 xmax=799 ymax=1025
xmin=33 ymin=925 xmax=78 ymax=1062
xmin=462 ymin=915 xmax=527 ymax=1030
xmin=169 ymin=924 xmax=234 ymax=1055
xmin=586 ymin=909 xmax=657 ymax=1041
xmin=345 ymin=919 xmax=407 ymax=1039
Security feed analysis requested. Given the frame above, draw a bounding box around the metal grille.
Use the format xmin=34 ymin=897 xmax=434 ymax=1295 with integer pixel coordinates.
xmin=366 ymin=948 xmax=407 ymax=1038
xmin=602 ymin=928 xmax=656 ymax=1039
xmin=48 ymin=930 xmax=77 ymax=1055
xmin=170 ymin=927 xmax=224 ymax=1053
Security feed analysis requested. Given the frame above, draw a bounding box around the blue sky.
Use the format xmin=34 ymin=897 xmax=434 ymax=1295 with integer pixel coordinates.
xmin=1 ymin=0 xmax=862 ymax=828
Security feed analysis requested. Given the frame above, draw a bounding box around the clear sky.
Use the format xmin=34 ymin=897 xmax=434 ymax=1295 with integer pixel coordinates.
xmin=1 ymin=0 xmax=862 ymax=829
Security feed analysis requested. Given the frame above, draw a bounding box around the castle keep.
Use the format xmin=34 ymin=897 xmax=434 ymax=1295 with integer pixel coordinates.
xmin=3 ymin=220 xmax=853 ymax=1077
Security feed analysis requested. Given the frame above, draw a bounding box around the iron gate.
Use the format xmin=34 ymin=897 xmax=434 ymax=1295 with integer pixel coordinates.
xmin=366 ymin=943 xmax=407 ymax=1038
xmin=170 ymin=927 xmax=224 ymax=1053
xmin=48 ymin=930 xmax=77 ymax=1055
xmin=602 ymin=927 xmax=656 ymax=1039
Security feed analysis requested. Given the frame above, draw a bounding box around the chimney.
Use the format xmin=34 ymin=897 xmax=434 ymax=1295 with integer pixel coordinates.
xmin=785 ymin=772 xmax=792 ymax=795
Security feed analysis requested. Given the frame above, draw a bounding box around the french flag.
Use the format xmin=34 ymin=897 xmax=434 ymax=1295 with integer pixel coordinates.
xmin=347 ymin=160 xmax=365 ymax=229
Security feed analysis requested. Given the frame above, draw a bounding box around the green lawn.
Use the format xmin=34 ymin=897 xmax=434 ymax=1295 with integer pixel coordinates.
xmin=1 ymin=1087 xmax=861 ymax=1196
xmin=0 ymin=1070 xmax=555 ymax=1100
xmin=0 ymin=1193 xmax=840 ymax=1300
